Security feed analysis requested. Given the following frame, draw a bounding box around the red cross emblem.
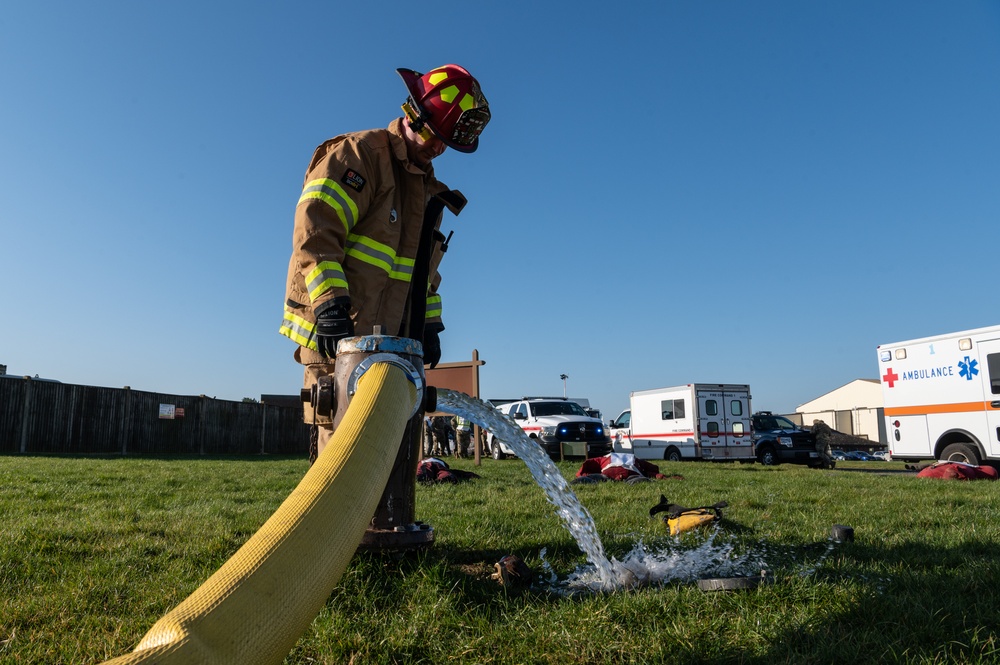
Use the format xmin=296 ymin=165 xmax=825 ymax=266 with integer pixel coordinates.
xmin=882 ymin=367 xmax=899 ymax=388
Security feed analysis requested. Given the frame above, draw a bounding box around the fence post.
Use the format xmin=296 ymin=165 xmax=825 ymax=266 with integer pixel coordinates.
xmin=260 ymin=404 xmax=267 ymax=455
xmin=198 ymin=395 xmax=206 ymax=455
xmin=121 ymin=386 xmax=131 ymax=455
xmin=65 ymin=385 xmax=76 ymax=452
xmin=19 ymin=377 xmax=32 ymax=453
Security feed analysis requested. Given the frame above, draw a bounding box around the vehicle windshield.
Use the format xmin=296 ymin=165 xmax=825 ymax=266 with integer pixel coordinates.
xmin=530 ymin=401 xmax=588 ymax=417
xmin=755 ymin=414 xmax=797 ymax=430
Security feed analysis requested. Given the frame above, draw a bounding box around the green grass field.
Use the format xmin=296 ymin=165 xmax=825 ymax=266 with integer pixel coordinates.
xmin=2 ymin=454 xmax=999 ymax=664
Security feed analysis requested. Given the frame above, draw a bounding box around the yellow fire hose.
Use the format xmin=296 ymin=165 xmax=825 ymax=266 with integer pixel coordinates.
xmin=102 ymin=361 xmax=417 ymax=665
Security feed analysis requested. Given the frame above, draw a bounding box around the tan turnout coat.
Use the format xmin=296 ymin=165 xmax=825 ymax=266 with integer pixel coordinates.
xmin=280 ymin=118 xmax=465 ymax=364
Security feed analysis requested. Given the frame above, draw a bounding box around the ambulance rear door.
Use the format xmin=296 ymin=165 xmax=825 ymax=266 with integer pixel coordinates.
xmin=696 ymin=385 xmax=753 ymax=460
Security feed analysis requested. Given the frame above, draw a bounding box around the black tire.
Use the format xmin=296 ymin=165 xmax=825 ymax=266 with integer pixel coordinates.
xmin=757 ymin=446 xmax=778 ymax=466
xmin=665 ymin=447 xmax=682 ymax=462
xmin=491 ymin=438 xmax=503 ymax=460
xmin=941 ymin=442 xmax=980 ymax=465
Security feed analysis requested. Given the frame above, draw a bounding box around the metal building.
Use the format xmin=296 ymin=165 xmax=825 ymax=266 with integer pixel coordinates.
xmin=791 ymin=379 xmax=885 ymax=443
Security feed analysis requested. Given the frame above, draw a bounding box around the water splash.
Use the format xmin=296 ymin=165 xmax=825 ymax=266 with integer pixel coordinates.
xmin=436 ymin=389 xmax=616 ymax=584
xmin=434 ymin=390 xmax=842 ymax=594
xmin=553 ymin=532 xmax=850 ymax=595
xmin=556 ymin=528 xmax=768 ymax=593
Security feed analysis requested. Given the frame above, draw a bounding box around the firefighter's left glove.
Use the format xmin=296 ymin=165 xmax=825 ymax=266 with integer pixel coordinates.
xmin=423 ymin=322 xmax=444 ymax=369
xmin=314 ymin=296 xmax=354 ymax=359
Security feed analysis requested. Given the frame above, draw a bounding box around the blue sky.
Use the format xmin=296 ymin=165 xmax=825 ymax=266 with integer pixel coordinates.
xmin=1 ymin=1 xmax=998 ymax=421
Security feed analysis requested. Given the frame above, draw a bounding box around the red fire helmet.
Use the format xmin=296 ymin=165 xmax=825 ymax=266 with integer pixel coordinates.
xmin=397 ymin=64 xmax=490 ymax=153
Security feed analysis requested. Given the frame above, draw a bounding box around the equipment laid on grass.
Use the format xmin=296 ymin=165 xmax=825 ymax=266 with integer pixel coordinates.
xmin=698 ymin=572 xmax=771 ymax=592
xmin=574 ymin=453 xmax=669 ymax=482
xmin=491 ymin=554 xmax=534 ymax=589
xmin=649 ymin=495 xmax=728 ymax=535
xmin=915 ymin=460 xmax=998 ymax=481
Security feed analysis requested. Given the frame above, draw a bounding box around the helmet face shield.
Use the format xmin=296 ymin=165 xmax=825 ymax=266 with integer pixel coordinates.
xmin=448 ymin=85 xmax=490 ymax=149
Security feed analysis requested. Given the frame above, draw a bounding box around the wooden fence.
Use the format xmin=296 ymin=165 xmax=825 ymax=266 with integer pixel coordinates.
xmin=0 ymin=377 xmax=309 ymax=455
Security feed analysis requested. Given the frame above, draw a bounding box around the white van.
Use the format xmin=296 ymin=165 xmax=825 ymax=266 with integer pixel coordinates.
xmin=608 ymin=384 xmax=754 ymax=462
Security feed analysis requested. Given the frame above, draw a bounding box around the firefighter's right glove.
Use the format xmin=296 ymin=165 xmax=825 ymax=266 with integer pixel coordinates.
xmin=314 ymin=296 xmax=353 ymax=359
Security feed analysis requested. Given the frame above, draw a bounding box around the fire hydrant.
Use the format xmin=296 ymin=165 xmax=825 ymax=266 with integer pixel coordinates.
xmin=301 ymin=331 xmax=436 ymax=551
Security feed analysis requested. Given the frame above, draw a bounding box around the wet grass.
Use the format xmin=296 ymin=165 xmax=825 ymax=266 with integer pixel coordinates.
xmin=2 ymin=455 xmax=999 ymax=664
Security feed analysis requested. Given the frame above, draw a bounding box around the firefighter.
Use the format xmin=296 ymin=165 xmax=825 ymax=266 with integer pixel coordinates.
xmin=453 ymin=415 xmax=472 ymax=458
xmin=817 ymin=440 xmax=835 ymax=469
xmin=429 ymin=415 xmax=453 ymax=457
xmin=422 ymin=416 xmax=435 ymax=457
xmin=280 ymin=64 xmax=491 ymax=462
xmin=812 ymin=420 xmax=836 ymax=469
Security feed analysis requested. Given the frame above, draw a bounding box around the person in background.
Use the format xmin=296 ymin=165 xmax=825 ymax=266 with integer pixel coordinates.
xmin=453 ymin=415 xmax=472 ymax=458
xmin=429 ymin=415 xmax=453 ymax=457
xmin=423 ymin=416 xmax=436 ymax=457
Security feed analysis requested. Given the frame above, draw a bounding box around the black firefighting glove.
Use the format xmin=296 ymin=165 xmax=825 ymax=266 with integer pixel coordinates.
xmin=314 ymin=296 xmax=353 ymax=359
xmin=423 ymin=322 xmax=444 ymax=369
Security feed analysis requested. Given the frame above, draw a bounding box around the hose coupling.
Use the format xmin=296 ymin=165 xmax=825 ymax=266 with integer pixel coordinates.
xmin=347 ymin=353 xmax=424 ymax=418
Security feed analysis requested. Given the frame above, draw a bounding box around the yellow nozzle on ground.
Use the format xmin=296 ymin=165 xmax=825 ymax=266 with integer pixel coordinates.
xmin=102 ymin=360 xmax=417 ymax=665
xmin=667 ymin=512 xmax=718 ymax=536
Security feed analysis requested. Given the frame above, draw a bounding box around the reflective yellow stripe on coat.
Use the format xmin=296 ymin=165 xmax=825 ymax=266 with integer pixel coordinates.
xmin=279 ymin=308 xmax=319 ymax=351
xmin=299 ymin=179 xmax=359 ymax=233
xmin=346 ymin=233 xmax=415 ymax=282
xmin=426 ymin=293 xmax=442 ymax=319
xmin=305 ymin=261 xmax=348 ymax=302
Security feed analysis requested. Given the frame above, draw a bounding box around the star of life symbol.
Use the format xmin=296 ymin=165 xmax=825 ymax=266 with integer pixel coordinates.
xmin=958 ymin=356 xmax=979 ymax=381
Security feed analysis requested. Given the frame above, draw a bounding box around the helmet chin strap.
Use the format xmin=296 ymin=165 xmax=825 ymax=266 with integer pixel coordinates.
xmin=401 ymin=99 xmax=435 ymax=142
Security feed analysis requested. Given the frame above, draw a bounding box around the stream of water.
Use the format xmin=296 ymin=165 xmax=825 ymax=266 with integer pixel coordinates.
xmin=435 ymin=389 xmax=837 ymax=593
xmin=436 ymin=389 xmax=617 ymax=585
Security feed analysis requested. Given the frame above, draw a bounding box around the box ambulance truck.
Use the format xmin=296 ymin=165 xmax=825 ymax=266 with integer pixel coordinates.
xmin=877 ymin=324 xmax=1000 ymax=465
xmin=607 ymin=384 xmax=755 ymax=462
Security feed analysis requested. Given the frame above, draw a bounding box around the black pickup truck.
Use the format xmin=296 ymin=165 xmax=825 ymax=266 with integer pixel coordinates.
xmin=752 ymin=411 xmax=831 ymax=468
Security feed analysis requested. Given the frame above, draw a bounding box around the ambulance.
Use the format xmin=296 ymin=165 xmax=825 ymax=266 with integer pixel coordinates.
xmin=877 ymin=324 xmax=1000 ymax=465
xmin=607 ymin=384 xmax=755 ymax=462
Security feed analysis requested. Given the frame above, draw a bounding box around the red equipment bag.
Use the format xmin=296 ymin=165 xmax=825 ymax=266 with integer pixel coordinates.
xmin=916 ymin=462 xmax=998 ymax=481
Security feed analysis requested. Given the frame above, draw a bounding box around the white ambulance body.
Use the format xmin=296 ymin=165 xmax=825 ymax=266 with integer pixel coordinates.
xmin=877 ymin=324 xmax=1000 ymax=464
xmin=607 ymin=384 xmax=754 ymax=462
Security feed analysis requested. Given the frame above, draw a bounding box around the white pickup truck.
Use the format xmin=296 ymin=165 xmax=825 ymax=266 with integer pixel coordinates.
xmin=488 ymin=398 xmax=612 ymax=460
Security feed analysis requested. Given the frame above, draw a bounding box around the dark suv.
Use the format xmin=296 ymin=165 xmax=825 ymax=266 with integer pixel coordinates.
xmin=751 ymin=411 xmax=829 ymax=468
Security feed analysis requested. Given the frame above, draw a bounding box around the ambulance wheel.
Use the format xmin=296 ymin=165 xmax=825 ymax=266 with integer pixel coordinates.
xmin=491 ymin=439 xmax=504 ymax=460
xmin=665 ymin=447 xmax=682 ymax=462
xmin=941 ymin=442 xmax=980 ymax=465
